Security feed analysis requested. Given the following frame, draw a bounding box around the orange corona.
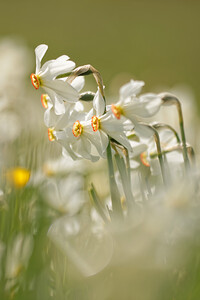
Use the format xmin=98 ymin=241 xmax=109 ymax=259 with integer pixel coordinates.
xmin=48 ymin=128 xmax=56 ymax=141
xmin=111 ymin=104 xmax=123 ymax=119
xmin=72 ymin=121 xmax=83 ymax=137
xmin=140 ymin=152 xmax=150 ymax=167
xmin=91 ymin=115 xmax=100 ymax=132
xmin=30 ymin=73 xmax=40 ymax=89
xmin=41 ymin=94 xmax=49 ymax=108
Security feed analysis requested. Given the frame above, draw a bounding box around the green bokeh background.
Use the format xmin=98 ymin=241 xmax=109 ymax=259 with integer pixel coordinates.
xmin=1 ymin=0 xmax=200 ymax=101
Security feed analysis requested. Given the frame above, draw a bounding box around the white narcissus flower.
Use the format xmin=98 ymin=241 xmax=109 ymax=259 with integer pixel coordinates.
xmin=47 ymin=109 xmax=101 ymax=162
xmin=140 ymin=129 xmax=184 ymax=176
xmin=30 ymin=44 xmax=79 ymax=115
xmin=62 ymin=111 xmax=103 ymax=162
xmin=42 ymin=76 xmax=85 ymax=128
xmin=47 ymin=88 xmax=132 ymax=161
xmin=88 ymin=88 xmax=132 ymax=156
xmin=110 ymin=80 xmax=162 ymax=137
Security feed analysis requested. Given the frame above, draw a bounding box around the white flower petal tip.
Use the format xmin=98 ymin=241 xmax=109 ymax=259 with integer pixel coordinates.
xmin=35 ymin=44 xmax=48 ymax=58
xmin=120 ymin=79 xmax=145 ymax=99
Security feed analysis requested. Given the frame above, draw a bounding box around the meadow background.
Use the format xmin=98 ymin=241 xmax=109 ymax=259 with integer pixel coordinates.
xmin=1 ymin=0 xmax=200 ymax=102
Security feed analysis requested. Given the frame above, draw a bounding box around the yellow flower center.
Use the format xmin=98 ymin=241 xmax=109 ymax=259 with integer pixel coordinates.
xmin=30 ymin=73 xmax=41 ymax=89
xmin=91 ymin=115 xmax=100 ymax=132
xmin=140 ymin=152 xmax=150 ymax=167
xmin=41 ymin=94 xmax=49 ymax=108
xmin=72 ymin=120 xmax=83 ymax=137
xmin=48 ymin=128 xmax=56 ymax=141
xmin=111 ymin=104 xmax=123 ymax=119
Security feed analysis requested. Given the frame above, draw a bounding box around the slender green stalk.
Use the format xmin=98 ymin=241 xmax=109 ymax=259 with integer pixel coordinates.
xmin=159 ymin=93 xmax=190 ymax=171
xmin=89 ymin=184 xmax=109 ymax=223
xmin=176 ymin=100 xmax=190 ymax=170
xmin=114 ymin=153 xmax=134 ymax=210
xmin=139 ymin=123 xmax=167 ymax=186
xmin=153 ymin=123 xmax=181 ymax=144
xmin=124 ymin=148 xmax=131 ymax=186
xmin=106 ymin=141 xmax=123 ymax=218
xmin=187 ymin=146 xmax=196 ymax=166
xmin=153 ymin=129 xmax=167 ymax=186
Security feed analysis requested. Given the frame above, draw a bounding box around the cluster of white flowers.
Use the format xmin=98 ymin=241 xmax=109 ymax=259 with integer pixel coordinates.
xmin=30 ymin=44 xmax=170 ymax=165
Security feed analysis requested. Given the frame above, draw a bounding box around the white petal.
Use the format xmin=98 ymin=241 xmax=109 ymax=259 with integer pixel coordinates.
xmin=43 ymin=79 xmax=79 ymax=103
xmin=166 ymin=150 xmax=184 ymax=164
xmin=85 ymin=108 xmax=94 ymax=121
xmin=55 ymin=110 xmax=71 ymax=129
xmin=84 ymin=130 xmax=108 ymax=158
xmin=74 ymin=101 xmax=84 ymax=112
xmin=42 ymin=59 xmax=75 ymax=80
xmin=55 ymin=130 xmax=80 ymax=160
xmin=150 ymin=158 xmax=161 ymax=176
xmin=130 ymin=160 xmax=140 ymax=169
xmin=109 ymin=131 xmax=132 ymax=151
xmin=159 ymin=129 xmax=177 ymax=147
xmin=129 ymin=141 xmax=148 ymax=158
xmin=133 ymin=122 xmax=155 ymax=139
xmin=123 ymin=99 xmax=160 ymax=119
xmin=71 ymin=76 xmax=85 ymax=92
xmin=93 ymin=88 xmax=105 ymax=117
xmin=43 ymin=86 xmax=66 ymax=115
xmin=62 ymin=147 xmax=81 ymax=161
xmin=101 ymin=113 xmax=127 ymax=132
xmin=120 ymin=79 xmax=145 ymax=101
xmin=139 ymin=93 xmax=162 ymax=117
xmin=56 ymin=55 xmax=70 ymax=61
xmin=73 ymin=138 xmax=99 ymax=162
xmin=35 ymin=44 xmax=48 ymax=74
xmin=44 ymin=105 xmax=59 ymax=127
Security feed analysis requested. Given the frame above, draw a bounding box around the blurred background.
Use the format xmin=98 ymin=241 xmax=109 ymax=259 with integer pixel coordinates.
xmin=1 ymin=0 xmax=200 ymax=102
xmin=1 ymin=2 xmax=200 ymax=299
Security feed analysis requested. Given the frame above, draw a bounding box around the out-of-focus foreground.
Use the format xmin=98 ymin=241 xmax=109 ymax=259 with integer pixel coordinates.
xmin=0 ymin=37 xmax=200 ymax=300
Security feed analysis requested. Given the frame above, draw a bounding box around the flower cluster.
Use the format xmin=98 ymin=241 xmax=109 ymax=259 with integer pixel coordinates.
xmin=30 ymin=44 xmax=167 ymax=164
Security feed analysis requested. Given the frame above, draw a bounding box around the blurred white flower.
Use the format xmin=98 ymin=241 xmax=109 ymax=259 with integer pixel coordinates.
xmin=48 ymin=211 xmax=113 ymax=277
xmin=140 ymin=128 xmax=184 ymax=177
xmin=41 ymin=174 xmax=86 ymax=215
xmin=5 ymin=234 xmax=33 ymax=279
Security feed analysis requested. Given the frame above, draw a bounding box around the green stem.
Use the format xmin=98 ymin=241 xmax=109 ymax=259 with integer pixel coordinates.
xmin=153 ymin=123 xmax=181 ymax=144
xmin=160 ymin=93 xmax=190 ymax=171
xmin=106 ymin=141 xmax=123 ymax=218
xmin=175 ymin=100 xmax=190 ymax=170
xmin=153 ymin=130 xmax=167 ymax=186
xmin=114 ymin=153 xmax=134 ymax=210
xmin=89 ymin=184 xmax=109 ymax=223
xmin=124 ymin=148 xmax=131 ymax=186
xmin=139 ymin=122 xmax=167 ymax=186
